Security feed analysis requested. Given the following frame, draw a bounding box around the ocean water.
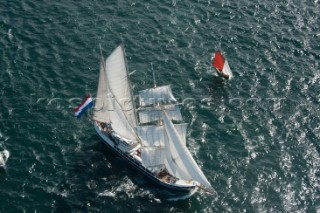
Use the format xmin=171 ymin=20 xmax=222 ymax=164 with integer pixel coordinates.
xmin=1 ymin=0 xmax=319 ymax=212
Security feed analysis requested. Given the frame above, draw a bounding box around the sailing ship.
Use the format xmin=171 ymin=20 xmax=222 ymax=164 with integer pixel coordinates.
xmin=92 ymin=44 xmax=213 ymax=193
xmin=212 ymin=50 xmax=233 ymax=80
xmin=0 ymin=150 xmax=9 ymax=168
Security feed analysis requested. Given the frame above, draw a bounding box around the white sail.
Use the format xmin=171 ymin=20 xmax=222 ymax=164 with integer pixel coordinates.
xmin=173 ymin=123 xmax=188 ymax=145
xmin=93 ymin=48 xmax=137 ymax=141
xmin=162 ymin=111 xmax=212 ymax=190
xmin=141 ymin=147 xmax=165 ymax=168
xmin=105 ymin=45 xmax=137 ymax=128
xmin=94 ymin=45 xmax=212 ymax=193
xmin=136 ymin=123 xmax=188 ymax=147
xmin=136 ymin=125 xmax=166 ymax=147
xmin=139 ymin=85 xmax=177 ymax=107
xmin=222 ymin=59 xmax=233 ymax=80
xmin=107 ymin=99 xmax=137 ymax=141
xmin=138 ymin=105 xmax=182 ymax=124
xmin=93 ymin=57 xmax=111 ymax=122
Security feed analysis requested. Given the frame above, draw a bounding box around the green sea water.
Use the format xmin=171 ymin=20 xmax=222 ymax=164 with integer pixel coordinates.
xmin=0 ymin=0 xmax=319 ymax=212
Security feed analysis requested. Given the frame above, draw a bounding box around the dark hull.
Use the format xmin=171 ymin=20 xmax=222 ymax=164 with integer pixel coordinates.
xmin=216 ymin=69 xmax=229 ymax=79
xmin=94 ymin=124 xmax=196 ymax=193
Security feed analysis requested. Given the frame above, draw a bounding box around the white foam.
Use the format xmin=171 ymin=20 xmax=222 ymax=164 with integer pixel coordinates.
xmin=166 ymin=187 xmax=198 ymax=201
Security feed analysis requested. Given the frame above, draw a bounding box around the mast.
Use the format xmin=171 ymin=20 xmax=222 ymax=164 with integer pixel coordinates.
xmin=99 ymin=44 xmax=103 ymax=62
xmin=151 ymin=63 xmax=156 ymax=88
xmin=121 ymin=44 xmax=139 ymax=124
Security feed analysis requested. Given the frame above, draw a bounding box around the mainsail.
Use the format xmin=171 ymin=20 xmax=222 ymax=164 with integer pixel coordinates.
xmin=93 ymin=46 xmax=138 ymax=141
xmin=212 ymin=50 xmax=224 ymax=71
xmin=105 ymin=45 xmax=137 ymax=128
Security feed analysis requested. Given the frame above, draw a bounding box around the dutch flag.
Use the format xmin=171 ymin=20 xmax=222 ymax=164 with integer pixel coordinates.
xmin=73 ymin=95 xmax=94 ymax=118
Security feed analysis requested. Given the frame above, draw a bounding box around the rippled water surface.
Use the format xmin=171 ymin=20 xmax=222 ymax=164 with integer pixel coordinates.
xmin=1 ymin=0 xmax=319 ymax=212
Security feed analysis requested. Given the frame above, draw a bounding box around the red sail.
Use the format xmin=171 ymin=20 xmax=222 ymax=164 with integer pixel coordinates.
xmin=212 ymin=50 xmax=225 ymax=71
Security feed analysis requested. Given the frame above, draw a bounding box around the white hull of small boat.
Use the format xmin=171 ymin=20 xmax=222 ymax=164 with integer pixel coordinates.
xmin=0 ymin=150 xmax=10 ymax=168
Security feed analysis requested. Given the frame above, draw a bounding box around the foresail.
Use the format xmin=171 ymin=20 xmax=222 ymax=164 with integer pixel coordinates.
xmin=139 ymin=85 xmax=177 ymax=107
xmin=138 ymin=105 xmax=182 ymax=124
xmin=162 ymin=111 xmax=212 ymax=190
xmin=222 ymin=59 xmax=233 ymax=79
xmin=93 ymin=56 xmax=110 ymax=122
xmin=105 ymin=45 xmax=137 ymax=128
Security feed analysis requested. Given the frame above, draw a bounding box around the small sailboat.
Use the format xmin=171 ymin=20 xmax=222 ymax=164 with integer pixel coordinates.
xmin=212 ymin=50 xmax=233 ymax=80
xmin=0 ymin=150 xmax=10 ymax=168
xmin=92 ymin=44 xmax=213 ymax=194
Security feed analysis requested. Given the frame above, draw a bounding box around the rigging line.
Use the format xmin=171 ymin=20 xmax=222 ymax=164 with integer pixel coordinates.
xmin=122 ymin=44 xmax=139 ymax=125
xmin=93 ymin=103 xmax=104 ymax=112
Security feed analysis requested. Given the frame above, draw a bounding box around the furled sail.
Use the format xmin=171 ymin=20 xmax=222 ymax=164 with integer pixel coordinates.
xmin=105 ymin=45 xmax=137 ymax=128
xmin=139 ymin=85 xmax=177 ymax=107
xmin=162 ymin=111 xmax=212 ymax=190
xmin=138 ymin=104 xmax=182 ymax=124
xmin=93 ymin=56 xmax=111 ymax=122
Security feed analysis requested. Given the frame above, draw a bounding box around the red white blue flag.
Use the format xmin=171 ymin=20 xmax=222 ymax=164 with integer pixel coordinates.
xmin=73 ymin=95 xmax=94 ymax=118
